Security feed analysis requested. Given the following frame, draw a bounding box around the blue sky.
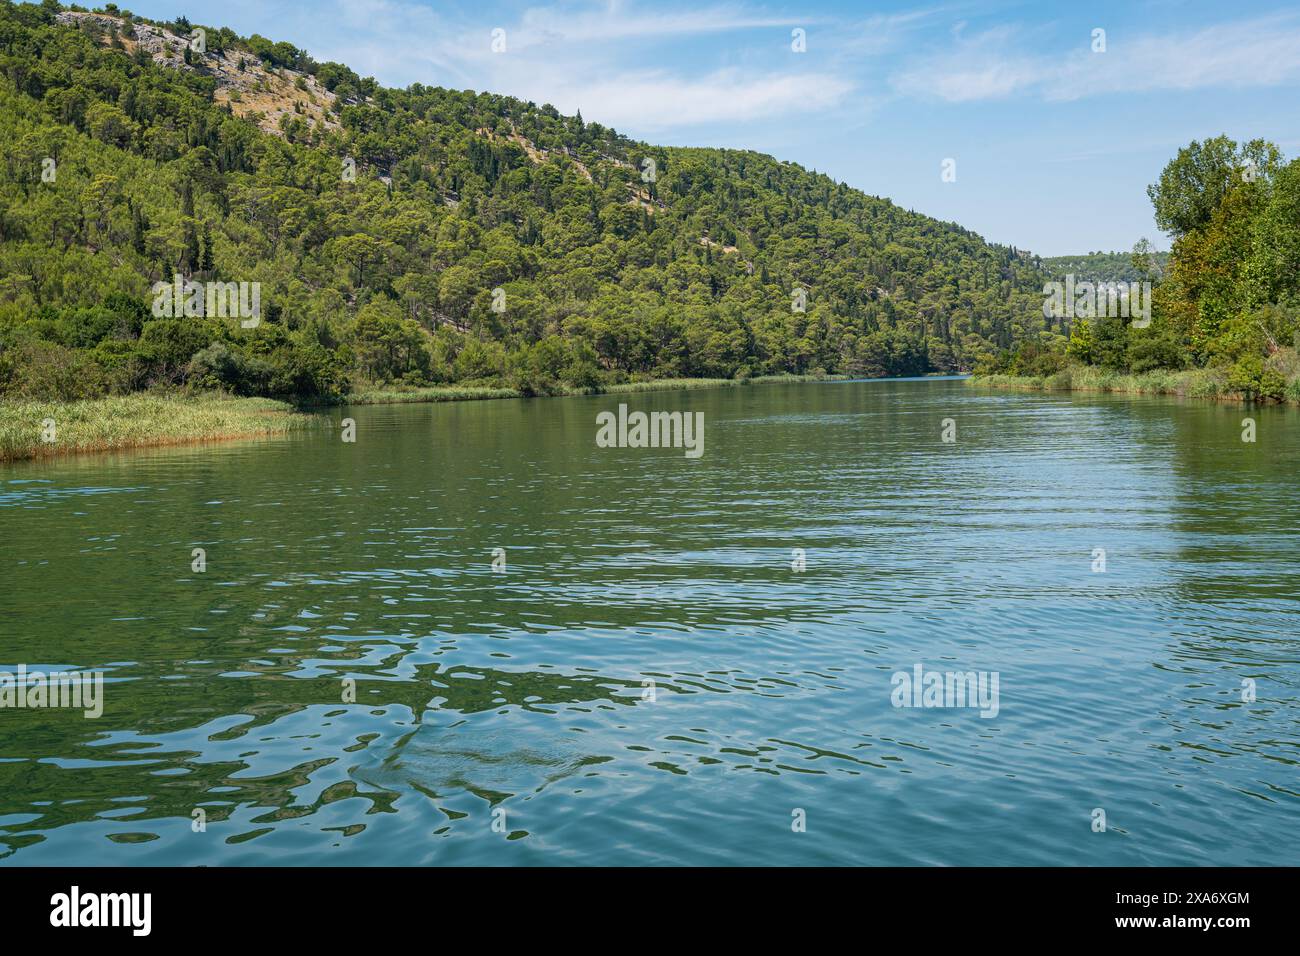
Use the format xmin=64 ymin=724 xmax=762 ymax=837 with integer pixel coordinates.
xmin=123 ymin=0 xmax=1300 ymax=256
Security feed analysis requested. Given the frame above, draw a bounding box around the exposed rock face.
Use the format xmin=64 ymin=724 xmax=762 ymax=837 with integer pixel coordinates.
xmin=55 ymin=10 xmax=339 ymax=138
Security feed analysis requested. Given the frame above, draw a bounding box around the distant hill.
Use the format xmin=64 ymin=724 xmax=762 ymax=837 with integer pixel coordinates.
xmin=1040 ymin=250 xmax=1169 ymax=285
xmin=0 ymin=2 xmax=1056 ymax=402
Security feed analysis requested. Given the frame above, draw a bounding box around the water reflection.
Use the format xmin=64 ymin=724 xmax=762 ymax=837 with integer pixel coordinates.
xmin=2 ymin=380 xmax=1298 ymax=865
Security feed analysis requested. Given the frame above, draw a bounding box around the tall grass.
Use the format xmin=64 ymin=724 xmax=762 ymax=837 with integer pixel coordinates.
xmin=0 ymin=393 xmax=304 ymax=463
xmin=602 ymin=377 xmax=734 ymax=394
xmin=968 ymin=364 xmax=1292 ymax=404
xmin=343 ymin=385 xmax=520 ymax=405
xmin=346 ymin=373 xmax=848 ymax=406
xmin=0 ymin=374 xmax=861 ymax=462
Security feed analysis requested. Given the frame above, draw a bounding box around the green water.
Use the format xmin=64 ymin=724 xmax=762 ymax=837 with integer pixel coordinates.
xmin=1 ymin=378 xmax=1297 ymax=865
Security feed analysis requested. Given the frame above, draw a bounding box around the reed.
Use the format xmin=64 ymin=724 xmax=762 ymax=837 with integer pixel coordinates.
xmin=968 ymin=365 xmax=1297 ymax=404
xmin=345 ymin=373 xmax=848 ymax=406
xmin=0 ymin=393 xmax=304 ymax=463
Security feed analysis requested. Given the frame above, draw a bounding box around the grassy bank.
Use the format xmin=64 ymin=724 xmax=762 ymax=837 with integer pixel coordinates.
xmin=1 ymin=373 xmax=852 ymax=463
xmin=344 ymin=373 xmax=847 ymax=406
xmin=0 ymin=393 xmax=305 ymax=463
xmin=969 ymin=365 xmax=1300 ymax=405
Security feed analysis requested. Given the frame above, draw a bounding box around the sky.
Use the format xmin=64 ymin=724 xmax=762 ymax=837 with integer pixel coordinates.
xmin=122 ymin=0 xmax=1300 ymax=256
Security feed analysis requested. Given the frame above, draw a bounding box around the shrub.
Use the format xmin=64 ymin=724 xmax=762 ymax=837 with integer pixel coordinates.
xmin=188 ymin=341 xmax=272 ymax=395
xmin=1047 ymin=368 xmax=1073 ymax=390
xmin=1228 ymin=355 xmax=1287 ymax=401
xmin=1 ymin=341 xmax=107 ymax=401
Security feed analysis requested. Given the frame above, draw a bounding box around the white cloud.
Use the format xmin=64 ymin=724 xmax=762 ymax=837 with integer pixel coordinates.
xmin=891 ymin=15 xmax=1300 ymax=103
xmin=511 ymin=67 xmax=856 ymax=129
xmin=508 ymin=1 xmax=808 ymax=50
xmin=321 ymin=0 xmax=854 ymax=132
xmin=174 ymin=0 xmax=858 ymax=133
xmin=838 ymin=7 xmax=951 ymax=56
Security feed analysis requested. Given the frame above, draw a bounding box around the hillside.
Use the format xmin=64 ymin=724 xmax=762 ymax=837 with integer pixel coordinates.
xmin=0 ymin=2 xmax=1055 ymax=402
xmin=1041 ymin=250 xmax=1169 ymax=285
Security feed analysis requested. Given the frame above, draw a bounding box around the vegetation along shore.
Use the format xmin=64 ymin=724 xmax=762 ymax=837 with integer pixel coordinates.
xmin=2 ymin=6 xmax=1297 ymax=462
xmin=0 ymin=393 xmax=302 ymax=463
xmin=969 ymin=365 xmax=1300 ymax=405
xmin=972 ymin=136 xmax=1300 ymax=405
xmin=0 ymin=373 xmax=844 ymax=462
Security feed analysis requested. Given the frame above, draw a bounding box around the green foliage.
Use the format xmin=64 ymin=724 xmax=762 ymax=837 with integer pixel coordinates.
xmin=1147 ymin=136 xmax=1281 ymax=239
xmin=986 ymin=134 xmax=1300 ymax=403
xmin=1042 ymin=250 xmax=1168 ymax=285
xmin=1 ymin=3 xmax=1058 ymax=405
xmin=1125 ymin=323 xmax=1186 ymax=374
xmin=0 ymin=392 xmax=300 ymax=462
xmin=1226 ymin=355 xmax=1287 ymax=402
xmin=1066 ymin=318 xmax=1094 ymax=364
xmin=984 ymin=338 xmax=1067 ymax=378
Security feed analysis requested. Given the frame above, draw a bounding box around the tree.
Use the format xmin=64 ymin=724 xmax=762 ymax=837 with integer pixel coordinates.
xmin=1066 ymin=318 xmax=1094 ymax=364
xmin=0 ymin=4 xmax=1071 ymax=405
xmin=1147 ymin=136 xmax=1280 ymax=239
xmin=325 ymin=234 xmax=388 ymax=287
xmin=85 ymin=101 xmax=136 ymax=148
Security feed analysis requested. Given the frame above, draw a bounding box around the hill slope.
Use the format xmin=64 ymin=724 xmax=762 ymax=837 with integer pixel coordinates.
xmin=0 ymin=2 xmax=1055 ymax=401
xmin=1040 ymin=250 xmax=1168 ymax=285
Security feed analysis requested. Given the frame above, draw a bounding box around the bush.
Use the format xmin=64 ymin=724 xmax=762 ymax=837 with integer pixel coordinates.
xmin=187 ymin=341 xmax=272 ymax=395
xmin=505 ymin=338 xmax=563 ymax=396
xmin=1227 ymin=355 xmax=1287 ymax=401
xmin=0 ymin=341 xmax=107 ymax=401
xmin=1126 ymin=325 xmax=1186 ymax=373
xmin=453 ymin=339 xmax=506 ymax=381
xmin=561 ymin=340 xmax=604 ymax=391
xmin=1047 ymin=368 xmax=1073 ymax=390
xmin=90 ymin=338 xmax=149 ymax=393
xmin=1264 ymin=346 xmax=1300 ymax=382
xmin=266 ymin=342 xmax=347 ymax=400
xmin=1006 ymin=340 xmax=1066 ymax=377
xmin=1184 ymin=366 xmax=1228 ymax=399
xmin=139 ymin=319 xmax=223 ymax=385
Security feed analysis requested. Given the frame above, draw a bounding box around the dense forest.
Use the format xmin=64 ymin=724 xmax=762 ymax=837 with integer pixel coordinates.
xmin=991 ymin=137 xmax=1300 ymax=402
xmin=1040 ymin=250 xmax=1169 ymax=285
xmin=0 ymin=1 xmax=1054 ymax=403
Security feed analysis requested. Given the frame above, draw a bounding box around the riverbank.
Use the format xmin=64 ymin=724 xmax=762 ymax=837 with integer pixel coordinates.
xmin=0 ymin=394 xmax=304 ymax=463
xmin=1 ymin=375 xmax=850 ymax=462
xmin=343 ymin=373 xmax=846 ymax=406
xmin=969 ymin=365 xmax=1300 ymax=405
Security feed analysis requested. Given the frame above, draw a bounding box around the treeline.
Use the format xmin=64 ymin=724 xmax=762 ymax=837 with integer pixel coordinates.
xmin=0 ymin=2 xmax=1053 ymax=404
xmin=988 ymin=137 xmax=1300 ymax=402
xmin=1040 ymin=250 xmax=1168 ymax=285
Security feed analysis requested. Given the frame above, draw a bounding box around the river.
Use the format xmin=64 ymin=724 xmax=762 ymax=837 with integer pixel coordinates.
xmin=1 ymin=377 xmax=1297 ymax=865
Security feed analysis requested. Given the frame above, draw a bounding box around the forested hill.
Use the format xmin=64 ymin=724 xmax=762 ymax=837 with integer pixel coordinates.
xmin=1041 ymin=250 xmax=1169 ymax=285
xmin=0 ymin=2 xmax=1053 ymax=402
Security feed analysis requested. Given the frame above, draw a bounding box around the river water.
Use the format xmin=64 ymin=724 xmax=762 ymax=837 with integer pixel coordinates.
xmin=1 ymin=378 xmax=1297 ymax=865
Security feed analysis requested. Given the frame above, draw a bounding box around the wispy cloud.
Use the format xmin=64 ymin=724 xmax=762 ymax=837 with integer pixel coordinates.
xmin=506 ymin=1 xmax=808 ymax=50
xmin=290 ymin=0 xmax=855 ymax=133
xmin=891 ymin=15 xmax=1300 ymax=102
xmin=837 ymin=7 xmax=952 ymax=56
xmin=517 ymin=67 xmax=856 ymax=129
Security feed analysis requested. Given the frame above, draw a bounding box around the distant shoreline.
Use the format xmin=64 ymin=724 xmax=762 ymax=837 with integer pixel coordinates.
xmin=1 ymin=373 xmax=976 ymax=464
xmin=338 ymin=371 xmax=967 ymax=407
xmin=968 ymin=366 xmax=1300 ymax=406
